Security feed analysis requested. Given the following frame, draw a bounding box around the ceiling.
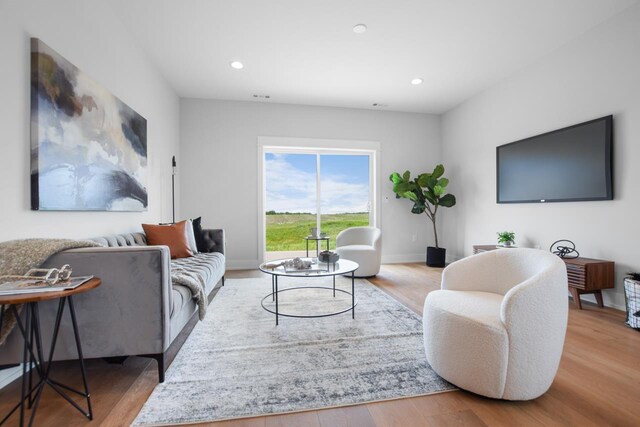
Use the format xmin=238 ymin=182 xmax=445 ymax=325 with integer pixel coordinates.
xmin=108 ymin=0 xmax=638 ymax=114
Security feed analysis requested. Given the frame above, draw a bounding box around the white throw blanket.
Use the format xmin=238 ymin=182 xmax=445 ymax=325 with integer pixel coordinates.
xmin=171 ymin=267 xmax=208 ymax=320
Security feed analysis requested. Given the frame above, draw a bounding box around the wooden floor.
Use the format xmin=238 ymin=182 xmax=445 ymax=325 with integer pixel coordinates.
xmin=1 ymin=264 xmax=639 ymax=426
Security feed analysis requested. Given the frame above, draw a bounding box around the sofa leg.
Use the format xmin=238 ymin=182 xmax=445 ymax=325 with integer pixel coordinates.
xmin=222 ymin=276 xmax=225 ymax=287
xmin=157 ymin=355 xmax=165 ymax=383
xmin=138 ymin=352 xmax=166 ymax=383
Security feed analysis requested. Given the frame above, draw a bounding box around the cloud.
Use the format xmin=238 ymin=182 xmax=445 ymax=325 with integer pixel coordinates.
xmin=265 ymin=154 xmax=369 ymax=214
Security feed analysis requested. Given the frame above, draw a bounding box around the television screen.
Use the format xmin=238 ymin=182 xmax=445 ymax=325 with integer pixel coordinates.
xmin=497 ymin=116 xmax=613 ymax=203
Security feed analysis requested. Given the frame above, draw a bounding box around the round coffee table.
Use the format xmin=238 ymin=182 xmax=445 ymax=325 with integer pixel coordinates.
xmin=259 ymin=259 xmax=359 ymax=325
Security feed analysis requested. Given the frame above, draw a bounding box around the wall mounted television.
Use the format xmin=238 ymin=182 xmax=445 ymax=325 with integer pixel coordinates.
xmin=496 ymin=115 xmax=613 ymax=204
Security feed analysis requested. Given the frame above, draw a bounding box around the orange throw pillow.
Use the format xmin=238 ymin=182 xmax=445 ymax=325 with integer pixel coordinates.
xmin=142 ymin=221 xmax=194 ymax=259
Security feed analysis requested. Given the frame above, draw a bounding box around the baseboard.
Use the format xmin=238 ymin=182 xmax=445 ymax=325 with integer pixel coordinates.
xmin=227 ymin=259 xmax=260 ymax=270
xmin=230 ymin=257 xmax=426 ymax=269
xmin=0 ymin=365 xmax=26 ymax=390
xmin=577 ymin=292 xmax=626 ymax=312
xmin=446 ymin=253 xmax=463 ymax=264
xmin=231 ymin=255 xmax=440 ymax=267
xmin=381 ymin=254 xmax=425 ymax=264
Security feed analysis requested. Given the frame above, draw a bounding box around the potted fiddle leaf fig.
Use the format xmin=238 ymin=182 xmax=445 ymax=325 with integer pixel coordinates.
xmin=389 ymin=164 xmax=456 ymax=267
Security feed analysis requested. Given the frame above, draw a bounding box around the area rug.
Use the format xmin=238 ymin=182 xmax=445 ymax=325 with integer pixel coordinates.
xmin=133 ymin=276 xmax=454 ymax=426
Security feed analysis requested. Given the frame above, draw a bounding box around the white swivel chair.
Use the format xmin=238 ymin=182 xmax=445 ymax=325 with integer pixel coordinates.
xmin=335 ymin=227 xmax=382 ymax=277
xmin=423 ymin=248 xmax=568 ymax=400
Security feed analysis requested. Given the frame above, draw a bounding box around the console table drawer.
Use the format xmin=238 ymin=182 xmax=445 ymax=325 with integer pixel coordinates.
xmin=564 ymin=258 xmax=614 ymax=292
xmin=567 ymin=278 xmax=586 ymax=289
xmin=566 ymin=265 xmax=586 ymax=289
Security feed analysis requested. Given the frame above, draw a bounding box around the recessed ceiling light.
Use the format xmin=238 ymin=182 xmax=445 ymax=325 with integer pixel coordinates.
xmin=230 ymin=61 xmax=244 ymax=69
xmin=353 ymin=24 xmax=367 ymax=34
xmin=411 ymin=78 xmax=423 ymax=85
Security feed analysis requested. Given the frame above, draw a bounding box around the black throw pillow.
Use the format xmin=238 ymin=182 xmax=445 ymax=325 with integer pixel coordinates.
xmin=191 ymin=216 xmax=207 ymax=252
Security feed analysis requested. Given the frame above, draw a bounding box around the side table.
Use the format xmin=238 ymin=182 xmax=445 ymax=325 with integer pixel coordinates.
xmin=0 ymin=278 xmax=101 ymax=426
xmin=304 ymin=236 xmax=330 ymax=258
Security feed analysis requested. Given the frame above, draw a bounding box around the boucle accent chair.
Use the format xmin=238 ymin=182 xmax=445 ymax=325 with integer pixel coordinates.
xmin=335 ymin=227 xmax=382 ymax=277
xmin=423 ymin=248 xmax=568 ymax=400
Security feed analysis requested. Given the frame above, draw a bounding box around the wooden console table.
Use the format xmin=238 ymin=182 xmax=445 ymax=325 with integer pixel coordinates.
xmin=472 ymin=245 xmax=614 ymax=309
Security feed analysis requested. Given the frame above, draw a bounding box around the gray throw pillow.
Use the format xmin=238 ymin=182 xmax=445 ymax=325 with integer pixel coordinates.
xmin=184 ymin=219 xmax=199 ymax=254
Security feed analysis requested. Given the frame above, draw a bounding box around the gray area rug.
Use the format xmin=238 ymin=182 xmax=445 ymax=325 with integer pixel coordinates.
xmin=133 ymin=276 xmax=454 ymax=426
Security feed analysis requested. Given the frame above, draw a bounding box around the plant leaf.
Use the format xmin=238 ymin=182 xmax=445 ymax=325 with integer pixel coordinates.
xmin=403 ymin=191 xmax=418 ymax=201
xmin=439 ymin=194 xmax=456 ymax=207
xmin=436 ymin=178 xmax=449 ymax=188
xmin=402 ymin=170 xmax=411 ymax=181
xmin=424 ymin=191 xmax=437 ymax=205
xmin=427 ymin=176 xmax=437 ymax=189
xmin=394 ymin=182 xmax=410 ymax=194
xmin=432 ymin=164 xmax=445 ymax=179
xmin=411 ymin=201 xmax=426 ymax=214
xmin=433 ymin=185 xmax=445 ymax=197
xmin=389 ymin=172 xmax=402 ymax=184
xmin=417 ymin=173 xmax=430 ymax=187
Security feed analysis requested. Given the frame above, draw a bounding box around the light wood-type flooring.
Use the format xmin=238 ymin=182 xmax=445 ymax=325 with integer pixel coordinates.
xmin=0 ymin=264 xmax=638 ymax=426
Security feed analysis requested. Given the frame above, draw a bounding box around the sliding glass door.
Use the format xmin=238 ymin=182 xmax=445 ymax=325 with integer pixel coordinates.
xmin=319 ymin=154 xmax=370 ymax=249
xmin=264 ymin=150 xmax=373 ymax=259
xmin=264 ymin=153 xmax=318 ymax=253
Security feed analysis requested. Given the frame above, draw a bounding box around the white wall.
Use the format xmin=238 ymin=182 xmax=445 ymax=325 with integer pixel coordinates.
xmin=442 ymin=5 xmax=640 ymax=309
xmin=0 ymin=0 xmax=180 ymax=242
xmin=180 ymin=99 xmax=441 ymax=269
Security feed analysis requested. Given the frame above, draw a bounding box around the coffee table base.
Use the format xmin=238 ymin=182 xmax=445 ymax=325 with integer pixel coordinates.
xmin=262 ymin=272 xmax=356 ymax=325
xmin=261 ymin=286 xmax=358 ymax=320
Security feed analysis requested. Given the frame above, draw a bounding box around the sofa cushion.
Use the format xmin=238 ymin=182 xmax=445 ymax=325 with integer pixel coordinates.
xmin=191 ymin=217 xmax=207 ymax=252
xmin=423 ymin=290 xmax=508 ymax=398
xmin=337 ymin=244 xmax=376 ymax=254
xmin=91 ymin=232 xmax=146 ymax=247
xmin=427 ymin=290 xmax=505 ymax=331
xmin=170 ymin=284 xmax=199 ymax=342
xmin=143 ymin=221 xmax=194 ymax=259
xmin=171 ymin=252 xmax=225 ymax=294
xmin=185 ymin=219 xmax=199 ymax=254
xmin=171 ymin=284 xmax=192 ymax=318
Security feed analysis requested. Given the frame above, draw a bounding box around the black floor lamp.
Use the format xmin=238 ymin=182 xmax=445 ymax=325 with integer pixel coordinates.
xmin=172 ymin=155 xmax=176 ymax=224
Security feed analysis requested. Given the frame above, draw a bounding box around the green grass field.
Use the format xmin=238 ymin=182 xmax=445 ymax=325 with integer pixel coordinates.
xmin=266 ymin=213 xmax=369 ymax=251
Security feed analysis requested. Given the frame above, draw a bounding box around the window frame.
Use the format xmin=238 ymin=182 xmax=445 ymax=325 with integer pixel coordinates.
xmin=258 ymin=137 xmax=380 ymax=262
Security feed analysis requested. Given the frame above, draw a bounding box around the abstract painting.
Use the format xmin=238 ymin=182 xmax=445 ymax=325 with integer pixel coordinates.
xmin=30 ymin=38 xmax=148 ymax=211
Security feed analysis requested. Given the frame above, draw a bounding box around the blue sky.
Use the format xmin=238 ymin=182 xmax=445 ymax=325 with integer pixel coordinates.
xmin=265 ymin=153 xmax=369 ymax=214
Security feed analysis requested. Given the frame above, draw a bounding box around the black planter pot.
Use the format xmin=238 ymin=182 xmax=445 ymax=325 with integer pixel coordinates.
xmin=426 ymin=246 xmax=446 ymax=267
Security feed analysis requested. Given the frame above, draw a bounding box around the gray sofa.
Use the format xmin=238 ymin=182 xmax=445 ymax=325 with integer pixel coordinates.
xmin=0 ymin=229 xmax=225 ymax=382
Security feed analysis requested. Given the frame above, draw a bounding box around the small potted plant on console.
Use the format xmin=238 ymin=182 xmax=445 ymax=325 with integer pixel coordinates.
xmin=497 ymin=231 xmax=515 ymax=247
